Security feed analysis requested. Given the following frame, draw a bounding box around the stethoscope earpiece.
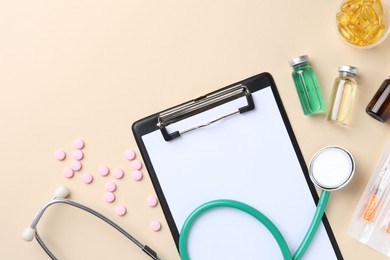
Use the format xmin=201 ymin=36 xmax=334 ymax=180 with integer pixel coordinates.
xmin=53 ymin=185 xmax=70 ymax=199
xmin=21 ymin=227 xmax=36 ymax=242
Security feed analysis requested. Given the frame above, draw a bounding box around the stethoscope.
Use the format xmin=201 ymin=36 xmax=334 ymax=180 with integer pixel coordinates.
xmin=22 ymin=146 xmax=354 ymax=260
xmin=21 ymin=186 xmax=160 ymax=260
xmin=179 ymin=146 xmax=355 ymax=260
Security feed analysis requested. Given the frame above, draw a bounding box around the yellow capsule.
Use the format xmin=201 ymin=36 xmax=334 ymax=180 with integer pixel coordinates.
xmin=354 ymin=8 xmax=372 ymax=28
xmin=337 ymin=11 xmax=353 ymax=25
xmin=350 ymin=5 xmax=364 ymax=24
xmin=350 ymin=0 xmax=364 ymax=4
xmin=366 ymin=23 xmax=385 ymax=43
xmin=348 ymin=23 xmax=366 ymax=36
xmin=372 ymin=0 xmax=384 ymax=18
xmin=363 ymin=5 xmax=380 ymax=25
xmin=341 ymin=0 xmax=361 ymax=12
xmin=338 ymin=24 xmax=356 ymax=43
xmin=365 ymin=22 xmax=377 ymax=34
xmin=353 ymin=36 xmax=366 ymax=45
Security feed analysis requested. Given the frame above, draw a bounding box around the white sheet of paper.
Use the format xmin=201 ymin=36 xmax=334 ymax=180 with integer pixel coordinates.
xmin=142 ymin=87 xmax=338 ymax=259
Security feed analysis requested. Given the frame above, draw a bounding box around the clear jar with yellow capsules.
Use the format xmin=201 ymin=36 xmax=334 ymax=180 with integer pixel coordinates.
xmin=335 ymin=0 xmax=390 ymax=48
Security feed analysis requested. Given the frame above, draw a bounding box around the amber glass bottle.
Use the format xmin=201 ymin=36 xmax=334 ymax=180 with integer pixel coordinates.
xmin=366 ymin=77 xmax=390 ymax=122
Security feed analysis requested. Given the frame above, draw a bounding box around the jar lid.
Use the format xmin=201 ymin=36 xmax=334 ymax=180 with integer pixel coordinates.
xmin=338 ymin=65 xmax=358 ymax=75
xmin=289 ymin=55 xmax=308 ymax=67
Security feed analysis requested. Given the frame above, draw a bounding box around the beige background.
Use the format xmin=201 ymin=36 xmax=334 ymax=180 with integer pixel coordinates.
xmin=2 ymin=0 xmax=390 ymax=259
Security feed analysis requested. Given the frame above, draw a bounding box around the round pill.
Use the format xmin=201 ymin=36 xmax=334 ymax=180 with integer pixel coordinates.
xmin=105 ymin=182 xmax=116 ymax=192
xmin=104 ymin=192 xmax=115 ymax=203
xmin=72 ymin=150 xmax=84 ymax=161
xmin=70 ymin=160 xmax=82 ymax=171
xmin=131 ymin=170 xmax=143 ymax=181
xmin=55 ymin=150 xmax=66 ymax=161
xmin=115 ymin=205 xmax=127 ymax=216
xmin=124 ymin=149 xmax=136 ymax=160
xmin=150 ymin=220 xmax=161 ymax=231
xmin=82 ymin=173 xmax=93 ymax=184
xmin=113 ymin=168 xmax=124 ymax=179
xmin=98 ymin=165 xmax=109 ymax=176
xmin=147 ymin=196 xmax=158 ymax=207
xmin=131 ymin=160 xmax=142 ymax=170
xmin=63 ymin=167 xmax=74 ymax=178
xmin=73 ymin=138 xmax=84 ymax=149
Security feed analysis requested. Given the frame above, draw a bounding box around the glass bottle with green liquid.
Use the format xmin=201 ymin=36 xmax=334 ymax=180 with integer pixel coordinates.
xmin=289 ymin=55 xmax=326 ymax=115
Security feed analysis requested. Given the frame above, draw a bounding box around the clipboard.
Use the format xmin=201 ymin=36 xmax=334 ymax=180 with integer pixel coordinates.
xmin=132 ymin=73 xmax=343 ymax=259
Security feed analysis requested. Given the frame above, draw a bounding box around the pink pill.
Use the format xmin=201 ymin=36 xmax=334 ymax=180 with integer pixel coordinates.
xmin=131 ymin=160 xmax=142 ymax=170
xmin=115 ymin=205 xmax=127 ymax=216
xmin=150 ymin=220 xmax=161 ymax=231
xmin=124 ymin=149 xmax=136 ymax=160
xmin=82 ymin=173 xmax=93 ymax=184
xmin=105 ymin=182 xmax=116 ymax=192
xmin=70 ymin=160 xmax=82 ymax=171
xmin=147 ymin=196 xmax=158 ymax=207
xmin=104 ymin=192 xmax=115 ymax=203
xmin=63 ymin=167 xmax=74 ymax=178
xmin=98 ymin=165 xmax=109 ymax=176
xmin=131 ymin=170 xmax=143 ymax=181
xmin=73 ymin=138 xmax=84 ymax=149
xmin=72 ymin=150 xmax=84 ymax=160
xmin=113 ymin=168 xmax=124 ymax=179
xmin=55 ymin=150 xmax=66 ymax=161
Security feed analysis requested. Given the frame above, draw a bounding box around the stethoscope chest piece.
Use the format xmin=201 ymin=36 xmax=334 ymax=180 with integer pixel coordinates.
xmin=309 ymin=146 xmax=355 ymax=191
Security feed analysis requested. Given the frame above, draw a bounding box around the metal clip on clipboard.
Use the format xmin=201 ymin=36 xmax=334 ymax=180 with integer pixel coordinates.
xmin=157 ymin=84 xmax=255 ymax=141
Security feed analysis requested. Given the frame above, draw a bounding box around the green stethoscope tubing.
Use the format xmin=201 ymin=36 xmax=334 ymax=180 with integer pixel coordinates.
xmin=179 ymin=190 xmax=330 ymax=260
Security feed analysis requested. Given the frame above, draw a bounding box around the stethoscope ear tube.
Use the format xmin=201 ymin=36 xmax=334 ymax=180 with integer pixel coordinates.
xmin=22 ymin=197 xmax=159 ymax=260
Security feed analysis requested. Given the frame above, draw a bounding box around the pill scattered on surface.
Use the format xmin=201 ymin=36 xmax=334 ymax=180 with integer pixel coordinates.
xmin=131 ymin=160 xmax=142 ymax=170
xmin=147 ymin=196 xmax=158 ymax=207
xmin=115 ymin=205 xmax=127 ymax=216
xmin=82 ymin=173 xmax=93 ymax=184
xmin=73 ymin=139 xmax=85 ymax=149
xmin=63 ymin=167 xmax=74 ymax=178
xmin=72 ymin=150 xmax=84 ymax=161
xmin=124 ymin=149 xmax=136 ymax=160
xmin=105 ymin=182 xmax=116 ymax=192
xmin=150 ymin=220 xmax=161 ymax=231
xmin=70 ymin=160 xmax=82 ymax=171
xmin=131 ymin=170 xmax=143 ymax=181
xmin=113 ymin=168 xmax=124 ymax=179
xmin=104 ymin=192 xmax=115 ymax=203
xmin=98 ymin=165 xmax=109 ymax=176
xmin=55 ymin=150 xmax=66 ymax=161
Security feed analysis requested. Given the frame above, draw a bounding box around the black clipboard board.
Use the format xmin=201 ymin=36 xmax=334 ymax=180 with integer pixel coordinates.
xmin=132 ymin=72 xmax=343 ymax=259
